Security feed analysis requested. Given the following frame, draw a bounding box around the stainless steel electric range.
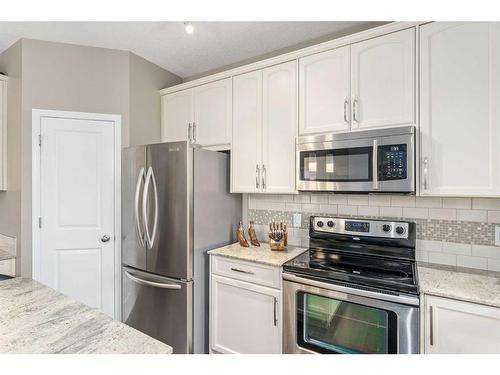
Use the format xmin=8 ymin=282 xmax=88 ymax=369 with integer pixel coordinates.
xmin=283 ymin=216 xmax=419 ymax=354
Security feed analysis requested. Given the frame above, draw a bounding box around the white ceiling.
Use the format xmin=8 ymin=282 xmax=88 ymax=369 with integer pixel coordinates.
xmin=0 ymin=22 xmax=383 ymax=78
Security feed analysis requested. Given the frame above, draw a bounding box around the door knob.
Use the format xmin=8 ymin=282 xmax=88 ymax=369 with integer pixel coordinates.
xmin=101 ymin=235 xmax=111 ymax=243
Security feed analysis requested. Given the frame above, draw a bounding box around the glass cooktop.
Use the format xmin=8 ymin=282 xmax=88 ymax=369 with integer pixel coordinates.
xmin=283 ymin=248 xmax=418 ymax=295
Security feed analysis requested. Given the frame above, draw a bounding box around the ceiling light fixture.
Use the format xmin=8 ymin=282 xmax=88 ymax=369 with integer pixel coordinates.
xmin=184 ymin=22 xmax=194 ymax=35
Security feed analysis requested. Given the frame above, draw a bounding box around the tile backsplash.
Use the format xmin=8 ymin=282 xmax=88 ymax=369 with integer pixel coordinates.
xmin=245 ymin=194 xmax=500 ymax=272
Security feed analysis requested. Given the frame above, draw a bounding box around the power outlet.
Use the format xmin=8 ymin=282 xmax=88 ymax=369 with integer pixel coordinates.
xmin=496 ymin=226 xmax=500 ymax=246
xmin=293 ymin=213 xmax=302 ymax=228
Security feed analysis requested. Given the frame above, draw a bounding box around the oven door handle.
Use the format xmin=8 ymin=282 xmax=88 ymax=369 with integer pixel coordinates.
xmin=282 ymin=272 xmax=419 ymax=306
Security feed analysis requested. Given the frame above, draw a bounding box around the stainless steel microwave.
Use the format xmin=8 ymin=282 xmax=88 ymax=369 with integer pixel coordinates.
xmin=296 ymin=126 xmax=415 ymax=193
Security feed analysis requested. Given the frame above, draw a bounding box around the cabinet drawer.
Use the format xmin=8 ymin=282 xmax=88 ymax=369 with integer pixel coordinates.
xmin=211 ymin=256 xmax=280 ymax=289
xmin=0 ymin=258 xmax=15 ymax=276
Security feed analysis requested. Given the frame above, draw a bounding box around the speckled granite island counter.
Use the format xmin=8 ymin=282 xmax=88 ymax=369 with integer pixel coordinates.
xmin=418 ymin=263 xmax=500 ymax=308
xmin=0 ymin=278 xmax=173 ymax=354
xmin=208 ymin=242 xmax=307 ymax=266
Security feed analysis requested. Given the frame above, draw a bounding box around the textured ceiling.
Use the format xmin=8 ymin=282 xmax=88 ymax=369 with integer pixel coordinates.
xmin=0 ymin=21 xmax=385 ymax=78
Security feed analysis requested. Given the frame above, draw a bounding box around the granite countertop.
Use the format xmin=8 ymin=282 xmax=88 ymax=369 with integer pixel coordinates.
xmin=0 ymin=249 xmax=15 ymax=261
xmin=0 ymin=278 xmax=173 ymax=354
xmin=208 ymin=242 xmax=307 ymax=266
xmin=418 ymin=263 xmax=500 ymax=308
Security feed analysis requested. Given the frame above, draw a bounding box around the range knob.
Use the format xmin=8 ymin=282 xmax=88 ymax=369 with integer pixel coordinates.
xmin=327 ymin=220 xmax=335 ymax=228
xmin=382 ymin=224 xmax=392 ymax=232
xmin=395 ymin=226 xmax=405 ymax=235
xmin=316 ymin=221 xmax=324 ymax=228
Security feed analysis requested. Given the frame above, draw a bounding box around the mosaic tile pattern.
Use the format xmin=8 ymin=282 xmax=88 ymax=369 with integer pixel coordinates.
xmin=248 ymin=209 xmax=496 ymax=246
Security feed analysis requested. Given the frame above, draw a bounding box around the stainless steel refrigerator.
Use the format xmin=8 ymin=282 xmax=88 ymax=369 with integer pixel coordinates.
xmin=121 ymin=141 xmax=241 ymax=353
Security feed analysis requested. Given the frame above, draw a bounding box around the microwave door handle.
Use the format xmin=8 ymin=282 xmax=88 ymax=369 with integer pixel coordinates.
xmin=372 ymin=139 xmax=379 ymax=190
xmin=134 ymin=167 xmax=146 ymax=248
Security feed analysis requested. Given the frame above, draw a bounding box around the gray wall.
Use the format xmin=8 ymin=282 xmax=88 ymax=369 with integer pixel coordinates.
xmin=0 ymin=40 xmax=22 ymax=273
xmin=129 ymin=52 xmax=181 ymax=146
xmin=0 ymin=38 xmax=181 ymax=276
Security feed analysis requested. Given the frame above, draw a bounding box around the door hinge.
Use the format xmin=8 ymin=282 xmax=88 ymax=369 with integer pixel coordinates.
xmin=38 ymin=217 xmax=42 ymax=228
xmin=38 ymin=134 xmax=42 ymax=147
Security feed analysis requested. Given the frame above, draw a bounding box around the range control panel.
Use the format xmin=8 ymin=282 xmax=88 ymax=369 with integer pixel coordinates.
xmin=312 ymin=216 xmax=410 ymax=239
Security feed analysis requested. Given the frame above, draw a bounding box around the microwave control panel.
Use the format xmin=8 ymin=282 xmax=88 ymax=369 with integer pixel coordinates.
xmin=379 ymin=144 xmax=407 ymax=180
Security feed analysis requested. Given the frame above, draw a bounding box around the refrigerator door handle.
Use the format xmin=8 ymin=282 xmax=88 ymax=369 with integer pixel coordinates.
xmin=124 ymin=270 xmax=182 ymax=290
xmin=142 ymin=166 xmax=159 ymax=249
xmin=134 ymin=167 xmax=146 ymax=248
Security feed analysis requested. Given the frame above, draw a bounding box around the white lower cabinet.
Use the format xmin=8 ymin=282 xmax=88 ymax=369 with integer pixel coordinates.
xmin=424 ymin=295 xmax=500 ymax=354
xmin=210 ymin=256 xmax=282 ymax=354
xmin=0 ymin=258 xmax=15 ymax=276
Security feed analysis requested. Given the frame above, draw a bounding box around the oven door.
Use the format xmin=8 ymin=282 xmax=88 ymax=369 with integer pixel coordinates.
xmin=283 ymin=274 xmax=419 ymax=354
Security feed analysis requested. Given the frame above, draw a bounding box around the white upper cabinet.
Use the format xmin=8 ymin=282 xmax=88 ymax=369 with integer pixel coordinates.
xmin=420 ymin=22 xmax=500 ymax=196
xmin=351 ymin=28 xmax=415 ymax=130
xmin=0 ymin=75 xmax=7 ymax=191
xmin=232 ymin=70 xmax=262 ymax=193
xmin=232 ymin=61 xmax=297 ymax=194
xmin=424 ymin=295 xmax=500 ymax=354
xmin=262 ymin=61 xmax=297 ymax=193
xmin=161 ymin=78 xmax=232 ymax=147
xmin=161 ymin=88 xmax=192 ymax=143
xmin=193 ymin=78 xmax=232 ymax=147
xmin=299 ymin=46 xmax=350 ymax=135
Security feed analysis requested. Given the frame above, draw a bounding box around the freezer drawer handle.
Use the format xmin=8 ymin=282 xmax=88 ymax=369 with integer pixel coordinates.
xmin=134 ymin=167 xmax=146 ymax=248
xmin=142 ymin=166 xmax=159 ymax=249
xmin=125 ymin=271 xmax=182 ymax=290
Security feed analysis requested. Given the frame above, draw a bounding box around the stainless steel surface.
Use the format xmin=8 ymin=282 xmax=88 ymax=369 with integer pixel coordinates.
xmin=134 ymin=167 xmax=146 ymax=249
xmin=429 ymin=305 xmax=434 ymax=346
xmin=230 ymin=267 xmax=255 ymax=275
xmin=296 ymin=126 xmax=415 ymax=193
xmin=122 ymin=146 xmax=147 ymax=270
xmin=100 ymin=235 xmax=110 ymax=243
xmin=124 ymin=270 xmax=182 ymax=289
xmin=145 ymin=142 xmax=191 ymax=280
xmin=262 ymin=164 xmax=267 ymax=190
xmin=343 ymin=97 xmax=349 ymax=124
xmin=122 ymin=142 xmax=242 ymax=354
xmin=283 ymin=273 xmax=419 ymax=306
xmin=283 ymin=275 xmax=419 ymax=354
xmin=372 ymin=138 xmax=379 ymax=190
xmin=122 ymin=266 xmax=192 ymax=354
xmin=311 ymin=216 xmax=409 ymax=239
xmin=256 ymin=164 xmax=260 ymax=189
xmin=423 ymin=157 xmax=429 ymax=190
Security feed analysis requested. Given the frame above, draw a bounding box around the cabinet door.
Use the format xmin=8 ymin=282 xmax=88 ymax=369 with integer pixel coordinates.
xmin=210 ymin=274 xmax=281 ymax=354
xmin=299 ymin=46 xmax=350 ymax=135
xmin=262 ymin=61 xmax=297 ymax=193
xmin=161 ymin=89 xmax=193 ymax=143
xmin=232 ymin=70 xmax=262 ymax=193
xmin=0 ymin=79 xmax=6 ymax=191
xmin=193 ymin=78 xmax=232 ymax=147
xmin=351 ymin=28 xmax=415 ymax=129
xmin=425 ymin=295 xmax=500 ymax=354
xmin=420 ymin=22 xmax=500 ymax=196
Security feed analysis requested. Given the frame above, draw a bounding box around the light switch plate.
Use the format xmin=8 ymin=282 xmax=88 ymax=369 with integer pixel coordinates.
xmin=496 ymin=226 xmax=500 ymax=246
xmin=293 ymin=213 xmax=302 ymax=228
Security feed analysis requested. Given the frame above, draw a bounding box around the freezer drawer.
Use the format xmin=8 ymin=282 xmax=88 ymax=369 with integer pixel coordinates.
xmin=122 ymin=266 xmax=193 ymax=353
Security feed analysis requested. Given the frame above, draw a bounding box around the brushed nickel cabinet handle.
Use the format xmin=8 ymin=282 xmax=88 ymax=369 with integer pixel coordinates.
xmin=188 ymin=123 xmax=193 ymax=143
xmin=230 ymin=267 xmax=254 ymax=275
xmin=352 ymin=97 xmax=359 ymax=123
xmin=256 ymin=164 xmax=260 ymax=189
xmin=273 ymin=297 xmax=278 ymax=327
xmin=343 ymin=97 xmax=349 ymax=124
xmin=429 ymin=305 xmax=434 ymax=346
xmin=262 ymin=165 xmax=266 ymax=190
xmin=193 ymin=121 xmax=197 ymax=143
xmin=423 ymin=157 xmax=429 ymax=190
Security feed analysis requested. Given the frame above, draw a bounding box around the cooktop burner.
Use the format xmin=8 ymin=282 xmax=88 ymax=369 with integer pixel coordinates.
xmin=282 ymin=216 xmax=419 ymax=295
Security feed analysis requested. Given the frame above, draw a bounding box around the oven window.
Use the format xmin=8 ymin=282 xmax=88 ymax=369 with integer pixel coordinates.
xmin=297 ymin=292 xmax=397 ymax=354
xmin=300 ymin=147 xmax=372 ymax=182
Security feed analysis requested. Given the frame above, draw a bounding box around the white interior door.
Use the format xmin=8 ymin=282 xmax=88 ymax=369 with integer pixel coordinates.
xmin=39 ymin=116 xmax=116 ymax=318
